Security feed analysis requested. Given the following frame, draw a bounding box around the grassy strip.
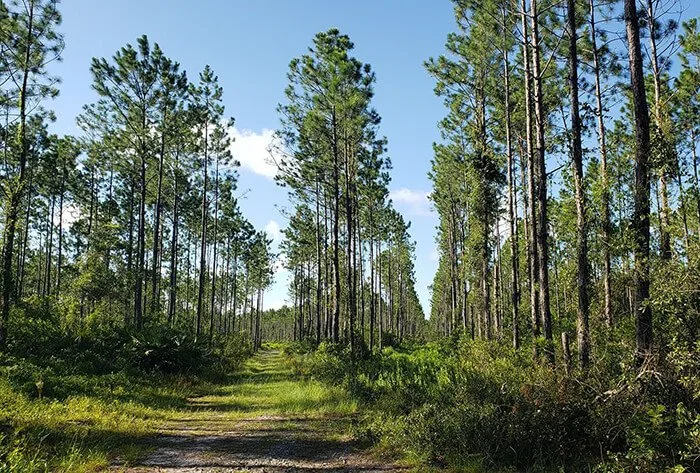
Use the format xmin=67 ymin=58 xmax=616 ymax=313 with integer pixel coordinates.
xmin=0 ymin=346 xmax=359 ymax=472
xmin=287 ymin=339 xmax=700 ymax=472
xmin=0 ymin=369 xmax=222 ymax=472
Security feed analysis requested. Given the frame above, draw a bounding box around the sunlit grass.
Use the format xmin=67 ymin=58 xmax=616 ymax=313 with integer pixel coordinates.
xmin=0 ymin=347 xmax=357 ymax=472
xmin=201 ymin=379 xmax=357 ymax=415
xmin=0 ymin=372 xmax=203 ymax=472
xmin=182 ymin=350 xmax=357 ymax=421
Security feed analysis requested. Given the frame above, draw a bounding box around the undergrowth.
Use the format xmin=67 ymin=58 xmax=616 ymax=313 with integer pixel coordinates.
xmin=0 ymin=299 xmax=252 ymax=472
xmin=288 ymin=334 xmax=700 ymax=472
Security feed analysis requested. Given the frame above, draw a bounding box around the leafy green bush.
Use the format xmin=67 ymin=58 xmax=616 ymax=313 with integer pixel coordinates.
xmin=212 ymin=332 xmax=254 ymax=374
xmin=127 ymin=329 xmax=208 ymax=374
xmin=302 ymin=335 xmax=700 ymax=472
xmin=282 ymin=339 xmax=318 ymax=357
xmin=0 ymin=357 xmax=51 ymax=399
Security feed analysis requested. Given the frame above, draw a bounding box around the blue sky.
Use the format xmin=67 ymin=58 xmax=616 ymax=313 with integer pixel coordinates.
xmin=48 ymin=1 xmax=700 ymax=314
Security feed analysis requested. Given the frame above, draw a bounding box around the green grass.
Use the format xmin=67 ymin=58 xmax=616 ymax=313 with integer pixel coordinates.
xmin=0 ymin=347 xmax=357 ymax=472
xmin=0 ymin=370 xmax=211 ymax=472
xmin=206 ymin=350 xmax=357 ymax=416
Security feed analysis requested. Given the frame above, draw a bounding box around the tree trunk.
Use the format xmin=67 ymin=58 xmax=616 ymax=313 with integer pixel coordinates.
xmin=126 ymin=173 xmax=135 ymax=325
xmin=531 ymin=0 xmax=554 ymax=363
xmin=44 ymin=194 xmax=55 ymax=296
xmin=56 ymin=168 xmax=65 ymax=297
xmin=647 ymin=0 xmax=672 ymax=261
xmin=561 ymin=332 xmax=572 ymax=376
xmin=315 ymin=177 xmax=323 ymax=343
xmin=332 ymin=108 xmax=341 ymax=343
xmin=209 ymin=157 xmax=220 ymax=342
xmin=503 ymin=7 xmax=520 ymax=348
xmin=168 ymin=149 xmax=180 ymax=327
xmin=369 ymin=209 xmax=375 ymax=351
xmin=17 ymin=171 xmax=33 ymax=301
xmin=135 ymin=151 xmax=147 ymax=330
xmin=521 ymin=0 xmax=540 ymax=355
xmin=345 ymin=137 xmax=356 ymax=354
xmin=232 ymin=245 xmax=239 ymax=334
xmin=589 ymin=0 xmax=613 ymax=327
xmin=625 ymin=0 xmax=653 ymax=359
xmin=196 ymin=122 xmax=209 ymax=340
xmin=152 ymin=120 xmax=167 ymax=318
xmin=324 ymin=187 xmax=331 ymax=339
xmin=378 ymin=240 xmax=383 ymax=350
xmin=1 ymin=3 xmax=34 ymax=348
xmin=568 ymin=0 xmax=590 ymax=369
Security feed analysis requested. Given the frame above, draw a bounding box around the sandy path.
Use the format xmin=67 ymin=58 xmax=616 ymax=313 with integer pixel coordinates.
xmin=110 ymin=350 xmax=407 ymax=473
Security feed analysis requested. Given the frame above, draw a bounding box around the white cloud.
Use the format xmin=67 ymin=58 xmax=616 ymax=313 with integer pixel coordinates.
xmin=390 ymin=188 xmax=433 ymax=216
xmin=229 ymin=127 xmax=282 ymax=179
xmin=53 ymin=203 xmax=81 ymax=228
xmin=264 ymin=219 xmax=282 ymax=242
xmin=429 ymin=245 xmax=440 ymax=262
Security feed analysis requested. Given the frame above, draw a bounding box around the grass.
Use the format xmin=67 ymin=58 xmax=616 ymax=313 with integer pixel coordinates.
xmin=0 ymin=346 xmax=358 ymax=472
xmin=208 ymin=350 xmax=357 ymax=416
xmin=0 ymin=371 xmax=210 ymax=472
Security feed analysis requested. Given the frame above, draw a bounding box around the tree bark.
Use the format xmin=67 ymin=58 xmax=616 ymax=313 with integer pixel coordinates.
xmin=647 ymin=0 xmax=672 ymax=261
xmin=531 ymin=0 xmax=554 ymax=363
xmin=315 ymin=177 xmax=323 ymax=343
xmin=568 ymin=0 xmax=590 ymax=369
xmin=331 ymin=107 xmax=341 ymax=343
xmin=1 ymin=3 xmax=34 ymax=348
xmin=56 ymin=166 xmax=65 ymax=297
xmin=589 ymin=0 xmax=613 ymax=326
xmin=625 ymin=0 xmax=653 ymax=359
xmin=209 ymin=155 xmax=220 ymax=342
xmin=168 ymin=174 xmax=179 ymax=326
xmin=196 ymin=120 xmax=209 ymax=340
xmin=521 ymin=0 xmax=540 ymax=355
xmin=152 ymin=116 xmax=167 ymax=318
xmin=503 ymin=5 xmax=520 ymax=348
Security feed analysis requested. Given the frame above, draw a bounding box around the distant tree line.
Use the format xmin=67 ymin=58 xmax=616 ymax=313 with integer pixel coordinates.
xmin=274 ymin=30 xmax=426 ymax=355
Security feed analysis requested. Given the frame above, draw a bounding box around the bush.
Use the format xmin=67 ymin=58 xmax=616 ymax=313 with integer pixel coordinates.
xmin=0 ymin=303 xmax=254 ymax=404
xmin=212 ymin=332 xmax=254 ymax=374
xmin=126 ymin=328 xmax=209 ymax=374
xmin=300 ymin=335 xmax=700 ymax=472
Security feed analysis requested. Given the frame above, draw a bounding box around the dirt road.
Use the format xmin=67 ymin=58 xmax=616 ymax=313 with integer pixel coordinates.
xmin=111 ymin=350 xmax=406 ymax=472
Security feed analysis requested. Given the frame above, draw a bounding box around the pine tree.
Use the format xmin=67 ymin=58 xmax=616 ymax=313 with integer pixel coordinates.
xmin=189 ymin=65 xmax=231 ymax=340
xmin=625 ymin=0 xmax=653 ymax=359
xmin=0 ymin=0 xmax=62 ymax=348
xmin=566 ymin=0 xmax=590 ymax=368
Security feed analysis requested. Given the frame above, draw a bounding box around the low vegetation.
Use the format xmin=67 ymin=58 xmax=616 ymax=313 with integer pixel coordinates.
xmin=288 ymin=336 xmax=700 ymax=472
xmin=0 ymin=301 xmax=251 ymax=472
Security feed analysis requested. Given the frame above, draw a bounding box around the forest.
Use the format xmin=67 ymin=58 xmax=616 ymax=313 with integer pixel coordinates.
xmin=0 ymin=0 xmax=699 ymax=472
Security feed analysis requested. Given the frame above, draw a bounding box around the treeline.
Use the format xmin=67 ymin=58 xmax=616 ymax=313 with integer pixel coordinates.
xmin=291 ymin=1 xmax=698 ymax=468
xmin=428 ymin=0 xmax=700 ymax=368
xmin=274 ymin=30 xmax=426 ymax=354
xmin=293 ymin=2 xmax=700 ymax=467
xmin=0 ymin=0 xmax=274 ymax=349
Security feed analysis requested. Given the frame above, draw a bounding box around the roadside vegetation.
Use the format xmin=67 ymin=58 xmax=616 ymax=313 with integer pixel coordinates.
xmin=287 ymin=335 xmax=699 ymax=472
xmin=0 ymin=300 xmax=251 ymax=472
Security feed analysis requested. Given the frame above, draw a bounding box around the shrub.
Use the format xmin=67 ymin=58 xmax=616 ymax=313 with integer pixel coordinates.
xmin=300 ymin=335 xmax=700 ymax=472
xmin=126 ymin=328 xmax=209 ymax=374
